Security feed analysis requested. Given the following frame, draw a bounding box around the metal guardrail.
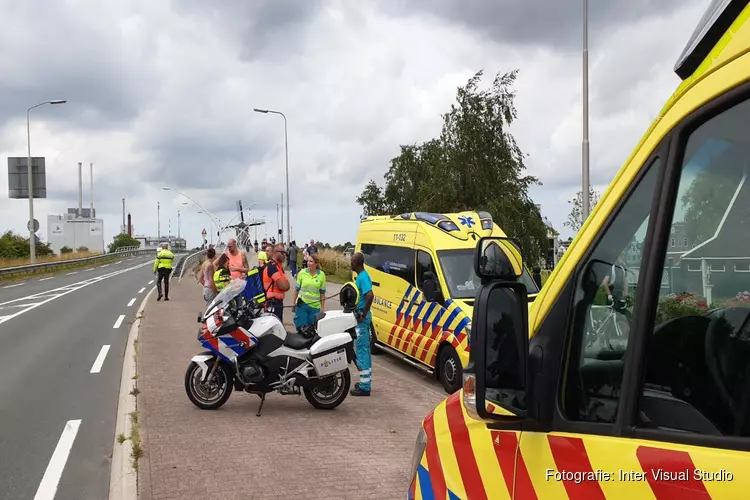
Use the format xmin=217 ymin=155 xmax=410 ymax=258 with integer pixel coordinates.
xmin=178 ymin=249 xmax=208 ymax=282
xmin=0 ymin=247 xmax=157 ymax=278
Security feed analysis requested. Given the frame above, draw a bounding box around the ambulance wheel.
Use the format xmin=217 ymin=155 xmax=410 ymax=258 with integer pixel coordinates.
xmin=370 ymin=322 xmax=382 ymax=355
xmin=438 ymin=345 xmax=462 ymax=394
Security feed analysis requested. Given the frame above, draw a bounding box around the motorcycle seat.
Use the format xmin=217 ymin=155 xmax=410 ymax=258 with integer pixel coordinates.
xmin=284 ymin=331 xmax=315 ymax=350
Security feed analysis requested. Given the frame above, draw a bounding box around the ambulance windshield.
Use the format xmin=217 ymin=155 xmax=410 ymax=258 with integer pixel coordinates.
xmin=437 ymin=248 xmax=539 ymax=299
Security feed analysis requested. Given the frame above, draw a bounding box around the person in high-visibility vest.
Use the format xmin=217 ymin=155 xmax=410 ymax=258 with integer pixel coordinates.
xmin=213 ymin=253 xmax=231 ymax=292
xmin=153 ymin=242 xmax=174 ymax=301
xmin=291 ymin=254 xmax=326 ymax=329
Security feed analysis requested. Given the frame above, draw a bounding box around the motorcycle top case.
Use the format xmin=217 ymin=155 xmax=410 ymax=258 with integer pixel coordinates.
xmin=310 ymin=333 xmax=352 ymax=377
xmin=241 ymin=267 xmax=266 ymax=305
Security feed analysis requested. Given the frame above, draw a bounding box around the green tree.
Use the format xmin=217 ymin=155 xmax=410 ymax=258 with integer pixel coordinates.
xmin=0 ymin=230 xmax=54 ymax=259
xmin=108 ymin=233 xmax=141 ymax=253
xmin=356 ymin=69 xmax=549 ymax=263
xmin=563 ymin=186 xmax=602 ymax=232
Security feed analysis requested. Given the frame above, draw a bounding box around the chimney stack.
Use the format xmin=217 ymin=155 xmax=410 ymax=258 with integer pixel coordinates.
xmin=122 ymin=198 xmax=126 ymax=233
xmin=127 ymin=213 xmax=132 ymax=237
xmin=89 ymin=162 xmax=94 ymax=218
xmin=78 ymin=162 xmax=83 ymax=218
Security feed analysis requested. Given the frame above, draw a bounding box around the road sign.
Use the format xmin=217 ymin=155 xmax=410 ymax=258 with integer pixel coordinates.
xmin=27 ymin=218 xmax=39 ymax=232
xmin=8 ymin=157 xmax=47 ymax=199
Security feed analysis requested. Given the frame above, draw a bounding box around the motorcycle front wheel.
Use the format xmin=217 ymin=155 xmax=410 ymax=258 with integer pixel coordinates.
xmin=185 ymin=358 xmax=234 ymax=410
xmin=303 ymin=370 xmax=351 ymax=410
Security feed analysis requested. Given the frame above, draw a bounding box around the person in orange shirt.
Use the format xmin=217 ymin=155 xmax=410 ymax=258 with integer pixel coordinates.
xmin=262 ymin=244 xmax=291 ymax=321
xmin=225 ymin=238 xmax=249 ymax=280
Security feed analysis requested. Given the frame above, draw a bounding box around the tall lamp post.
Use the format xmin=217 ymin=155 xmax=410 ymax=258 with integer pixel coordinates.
xmin=27 ymin=99 xmax=66 ymax=263
xmin=254 ymin=108 xmax=290 ymax=244
xmin=581 ymin=0 xmax=591 ymax=223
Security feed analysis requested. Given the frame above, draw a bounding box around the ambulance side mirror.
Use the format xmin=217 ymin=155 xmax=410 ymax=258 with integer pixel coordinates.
xmin=422 ymin=272 xmax=443 ymax=303
xmin=469 ymin=280 xmax=529 ymax=421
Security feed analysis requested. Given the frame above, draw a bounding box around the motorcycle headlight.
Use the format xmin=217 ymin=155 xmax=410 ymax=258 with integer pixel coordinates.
xmin=409 ymin=427 xmax=428 ymax=484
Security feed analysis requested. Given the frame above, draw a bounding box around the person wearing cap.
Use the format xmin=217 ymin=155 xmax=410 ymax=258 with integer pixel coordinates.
xmin=153 ymin=242 xmax=174 ymax=301
xmin=257 ymin=250 xmax=268 ymax=267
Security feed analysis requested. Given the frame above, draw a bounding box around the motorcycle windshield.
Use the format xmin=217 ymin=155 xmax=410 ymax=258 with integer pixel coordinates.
xmin=204 ymin=278 xmax=247 ymax=317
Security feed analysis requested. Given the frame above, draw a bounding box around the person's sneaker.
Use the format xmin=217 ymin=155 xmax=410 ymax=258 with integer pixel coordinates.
xmin=157 ymin=295 xmax=162 ymax=301
xmin=165 ymin=297 xmax=170 ymax=301
xmin=350 ymin=387 xmax=370 ymax=397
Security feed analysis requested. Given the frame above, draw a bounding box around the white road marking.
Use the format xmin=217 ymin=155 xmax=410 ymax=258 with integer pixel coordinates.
xmin=0 ymin=261 xmax=152 ymax=326
xmin=65 ymin=272 xmax=78 ymax=276
xmin=115 ymin=261 xmax=122 ymax=265
xmin=113 ymin=315 xmax=125 ymax=329
xmin=90 ymin=345 xmax=111 ymax=373
xmin=32 ymin=419 xmax=82 ymax=500
xmin=84 ymin=268 xmax=94 ymax=271
xmin=127 ymin=298 xmax=136 ymax=307
xmin=100 ymin=264 xmax=109 ymax=268
xmin=39 ymin=277 xmax=54 ymax=281
xmin=138 ymin=287 xmax=145 ymax=294
xmin=2 ymin=283 xmax=24 ymax=288
xmin=148 ymin=280 xmax=154 ymax=284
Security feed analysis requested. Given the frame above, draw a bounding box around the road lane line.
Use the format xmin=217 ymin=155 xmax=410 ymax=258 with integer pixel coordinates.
xmin=138 ymin=287 xmax=145 ymax=294
xmin=32 ymin=419 xmax=82 ymax=500
xmin=90 ymin=345 xmax=111 ymax=373
xmin=113 ymin=315 xmax=125 ymax=329
xmin=100 ymin=264 xmax=109 ymax=268
xmin=127 ymin=298 xmax=136 ymax=307
xmin=84 ymin=268 xmax=94 ymax=271
xmin=39 ymin=277 xmax=54 ymax=281
xmin=65 ymin=272 xmax=78 ymax=276
xmin=115 ymin=261 xmax=122 ymax=265
xmin=2 ymin=283 xmax=25 ymax=288
xmin=148 ymin=280 xmax=154 ymax=284
xmin=0 ymin=261 xmax=152 ymax=326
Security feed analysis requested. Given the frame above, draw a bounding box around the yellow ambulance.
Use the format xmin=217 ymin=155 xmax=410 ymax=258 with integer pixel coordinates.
xmin=409 ymin=0 xmax=750 ymax=497
xmin=354 ymin=211 xmax=539 ymax=393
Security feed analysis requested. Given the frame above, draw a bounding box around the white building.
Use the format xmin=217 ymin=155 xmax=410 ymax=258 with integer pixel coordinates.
xmin=47 ymin=213 xmax=105 ymax=254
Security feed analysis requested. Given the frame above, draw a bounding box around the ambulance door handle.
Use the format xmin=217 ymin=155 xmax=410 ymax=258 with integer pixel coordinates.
xmin=372 ymin=281 xmax=380 ymax=287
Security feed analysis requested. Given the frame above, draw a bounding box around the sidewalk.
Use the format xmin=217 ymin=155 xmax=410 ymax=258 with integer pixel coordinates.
xmin=136 ymin=274 xmax=445 ymax=500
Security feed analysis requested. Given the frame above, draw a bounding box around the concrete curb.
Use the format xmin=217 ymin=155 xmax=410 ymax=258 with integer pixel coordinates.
xmin=108 ymin=285 xmax=156 ymax=500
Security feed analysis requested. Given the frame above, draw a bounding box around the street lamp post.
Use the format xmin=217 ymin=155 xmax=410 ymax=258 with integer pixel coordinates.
xmin=27 ymin=99 xmax=66 ymax=263
xmin=254 ymin=108 xmax=290 ymax=244
xmin=581 ymin=0 xmax=591 ymax=223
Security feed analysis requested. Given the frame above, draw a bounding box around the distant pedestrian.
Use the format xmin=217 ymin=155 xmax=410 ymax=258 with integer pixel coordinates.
xmin=292 ymin=254 xmax=326 ymax=329
xmin=200 ymin=248 xmax=218 ymax=303
xmin=154 ymin=242 xmax=174 ymax=301
xmin=308 ymin=239 xmax=318 ymax=256
xmin=262 ymin=244 xmax=291 ymax=321
xmin=302 ymin=243 xmax=310 ymax=269
xmin=350 ymin=252 xmax=374 ymax=396
xmin=532 ymin=266 xmax=542 ymax=289
xmin=288 ymin=240 xmax=299 ymax=278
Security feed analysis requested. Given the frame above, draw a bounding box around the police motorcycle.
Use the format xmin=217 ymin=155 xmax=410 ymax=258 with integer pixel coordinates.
xmin=185 ymin=275 xmax=361 ymax=416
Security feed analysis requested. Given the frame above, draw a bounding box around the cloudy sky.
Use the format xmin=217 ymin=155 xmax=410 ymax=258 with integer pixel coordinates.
xmin=0 ymin=0 xmax=710 ymax=249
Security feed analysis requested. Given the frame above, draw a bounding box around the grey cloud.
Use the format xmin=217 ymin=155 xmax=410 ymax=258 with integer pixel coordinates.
xmin=171 ymin=0 xmax=324 ymax=61
xmin=379 ymin=0 xmax=687 ymax=51
xmin=0 ymin=1 xmax=158 ymax=130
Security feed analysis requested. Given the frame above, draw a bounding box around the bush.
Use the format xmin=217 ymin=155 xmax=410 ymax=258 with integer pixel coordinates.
xmin=315 ymin=249 xmax=351 ymax=283
xmin=108 ymin=233 xmax=141 ymax=253
xmin=60 ymin=246 xmax=73 ymax=254
xmin=76 ymin=246 xmax=89 ymax=252
xmin=655 ymin=292 xmax=709 ymax=324
xmin=713 ymin=291 xmax=750 ymax=309
xmin=0 ymin=230 xmax=54 ymax=259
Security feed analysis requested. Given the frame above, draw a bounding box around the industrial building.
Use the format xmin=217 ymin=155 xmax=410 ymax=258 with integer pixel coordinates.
xmin=46 ymin=162 xmax=105 ymax=254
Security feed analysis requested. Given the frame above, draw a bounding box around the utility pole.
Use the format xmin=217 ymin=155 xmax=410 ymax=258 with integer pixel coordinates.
xmin=177 ymin=210 xmax=181 ymax=239
xmin=157 ymin=201 xmax=161 ymax=239
xmin=280 ymin=192 xmax=284 ymax=244
xmin=581 ymin=0 xmax=591 ymax=223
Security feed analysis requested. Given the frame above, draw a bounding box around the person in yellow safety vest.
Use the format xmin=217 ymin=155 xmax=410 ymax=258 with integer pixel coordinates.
xmin=291 ymin=254 xmax=327 ymax=329
xmin=213 ymin=253 xmax=232 ymax=292
xmin=257 ymin=251 xmax=268 ymax=267
xmin=153 ymin=242 xmax=174 ymax=301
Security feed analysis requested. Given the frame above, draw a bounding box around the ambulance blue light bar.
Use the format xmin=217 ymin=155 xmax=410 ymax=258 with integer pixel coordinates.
xmin=438 ymin=220 xmax=459 ymax=232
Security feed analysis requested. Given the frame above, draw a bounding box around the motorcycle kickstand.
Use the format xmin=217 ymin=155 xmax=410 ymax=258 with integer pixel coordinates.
xmin=256 ymin=393 xmax=266 ymax=417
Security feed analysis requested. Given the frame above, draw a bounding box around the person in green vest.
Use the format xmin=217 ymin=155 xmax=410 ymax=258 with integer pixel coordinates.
xmin=213 ymin=253 xmax=231 ymax=292
xmin=153 ymin=242 xmax=174 ymax=301
xmin=291 ymin=254 xmax=327 ymax=329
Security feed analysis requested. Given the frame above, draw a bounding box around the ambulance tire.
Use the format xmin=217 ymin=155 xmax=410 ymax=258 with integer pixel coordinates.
xmin=438 ymin=345 xmax=462 ymax=394
xmin=369 ymin=322 xmax=382 ymax=355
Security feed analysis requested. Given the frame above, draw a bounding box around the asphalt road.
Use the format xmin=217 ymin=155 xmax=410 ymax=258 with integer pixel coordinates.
xmin=0 ymin=255 xmax=171 ymax=500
